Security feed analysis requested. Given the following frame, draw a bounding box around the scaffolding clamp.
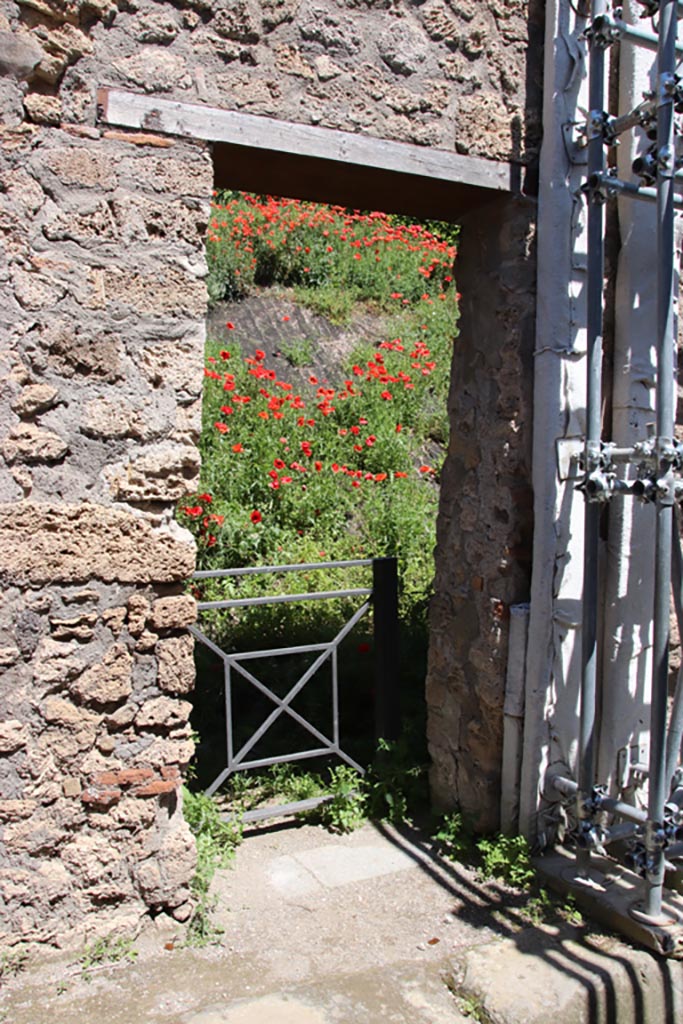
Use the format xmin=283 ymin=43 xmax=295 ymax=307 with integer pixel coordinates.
xmin=584 ymin=13 xmax=621 ymax=49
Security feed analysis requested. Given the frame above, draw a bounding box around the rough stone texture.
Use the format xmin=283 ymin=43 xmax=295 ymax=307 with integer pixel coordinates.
xmin=0 ymin=0 xmax=543 ymax=949
xmin=426 ymin=197 xmax=536 ymax=832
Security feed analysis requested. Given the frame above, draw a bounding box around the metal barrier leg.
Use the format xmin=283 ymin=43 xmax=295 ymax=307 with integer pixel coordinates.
xmin=373 ymin=557 xmax=401 ymax=742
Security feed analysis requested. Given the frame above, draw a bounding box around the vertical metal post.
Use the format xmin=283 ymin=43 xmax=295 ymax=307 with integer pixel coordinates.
xmin=644 ymin=0 xmax=677 ymax=921
xmin=373 ymin=556 xmax=401 ymax=742
xmin=578 ymin=0 xmax=608 ymax=876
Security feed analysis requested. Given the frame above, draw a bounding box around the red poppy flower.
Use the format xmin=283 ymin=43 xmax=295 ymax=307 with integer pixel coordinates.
xmin=232 ymin=443 xmax=244 ymax=452
xmin=250 ymin=510 xmax=262 ymax=524
xmin=215 ymin=422 xmax=228 ymax=434
xmin=197 ymin=493 xmax=212 ymax=503
xmin=183 ymin=506 xmax=203 ymax=517
xmin=226 ymin=322 xmax=235 ymax=330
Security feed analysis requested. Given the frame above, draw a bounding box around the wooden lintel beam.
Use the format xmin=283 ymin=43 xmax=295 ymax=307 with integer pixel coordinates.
xmin=97 ymin=88 xmax=513 ymax=195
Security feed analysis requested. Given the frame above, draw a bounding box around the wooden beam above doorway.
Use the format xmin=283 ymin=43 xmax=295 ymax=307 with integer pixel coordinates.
xmin=97 ymin=89 xmax=516 ymax=217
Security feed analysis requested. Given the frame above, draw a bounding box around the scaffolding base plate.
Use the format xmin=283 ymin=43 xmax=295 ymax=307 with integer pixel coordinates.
xmin=535 ymin=848 xmax=683 ymax=959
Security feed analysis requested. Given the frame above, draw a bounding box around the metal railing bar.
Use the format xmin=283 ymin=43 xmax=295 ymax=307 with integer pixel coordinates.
xmin=206 ymin=765 xmax=233 ymax=797
xmin=236 ymin=794 xmax=335 ymax=823
xmin=192 ymin=558 xmax=373 ymax=579
xmin=226 ymin=643 xmax=330 ymax=661
xmin=229 ymin=601 xmax=371 ymax=766
xmin=332 ymin=647 xmax=339 ymax=748
xmin=233 ymin=747 xmax=336 ymax=771
xmin=226 ymin=661 xmax=234 ymax=767
xmin=335 ymin=748 xmax=366 ymax=775
xmin=197 ymin=587 xmax=372 ymax=611
xmin=188 ymin=623 xmax=230 ymax=662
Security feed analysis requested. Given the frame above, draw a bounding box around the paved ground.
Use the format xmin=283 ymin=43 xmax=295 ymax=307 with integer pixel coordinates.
xmin=2 ymin=819 xmax=683 ymax=1023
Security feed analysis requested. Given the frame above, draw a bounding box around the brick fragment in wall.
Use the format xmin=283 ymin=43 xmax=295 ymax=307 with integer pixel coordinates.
xmin=0 ymin=503 xmax=196 ymax=585
xmin=156 ymin=635 xmax=195 ymax=695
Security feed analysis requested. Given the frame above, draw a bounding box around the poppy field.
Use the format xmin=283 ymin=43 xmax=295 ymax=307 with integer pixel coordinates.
xmin=181 ymin=192 xmax=458 ymax=622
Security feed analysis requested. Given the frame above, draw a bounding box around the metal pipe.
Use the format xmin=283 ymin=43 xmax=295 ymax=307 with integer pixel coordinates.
xmin=645 ymin=0 xmax=678 ymax=921
xmin=578 ymin=0 xmax=609 ymax=877
xmin=551 ymin=773 xmax=650 ymax=825
xmin=501 ymin=604 xmax=530 ymax=833
xmin=586 ymin=171 xmax=683 ymax=209
xmin=666 ymin=511 xmax=683 ymax=793
xmin=615 ymin=16 xmax=683 ymax=56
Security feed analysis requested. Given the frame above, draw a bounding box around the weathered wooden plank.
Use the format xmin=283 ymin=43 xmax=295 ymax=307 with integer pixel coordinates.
xmin=97 ymin=88 xmax=512 ymax=194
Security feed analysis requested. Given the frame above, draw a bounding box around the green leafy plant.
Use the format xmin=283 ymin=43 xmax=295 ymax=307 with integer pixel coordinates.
xmin=476 ymin=833 xmax=535 ymax=890
xmin=456 ymin=993 xmax=490 ymax=1023
xmin=0 ymin=945 xmax=29 ymax=981
xmin=364 ymin=737 xmax=427 ymax=824
xmin=79 ymin=935 xmax=137 ymax=982
xmin=315 ymin=765 xmax=367 ymax=833
xmin=279 ymin=336 xmax=315 ymax=367
xmin=183 ymin=787 xmax=244 ymax=947
xmin=433 ymin=811 xmax=475 ymax=862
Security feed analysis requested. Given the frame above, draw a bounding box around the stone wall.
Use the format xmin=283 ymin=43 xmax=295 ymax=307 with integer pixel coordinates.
xmin=426 ymin=196 xmax=536 ymax=832
xmin=1 ymin=0 xmax=542 ymax=945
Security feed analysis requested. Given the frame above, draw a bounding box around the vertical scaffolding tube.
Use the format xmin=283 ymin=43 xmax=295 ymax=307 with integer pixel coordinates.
xmin=578 ymin=0 xmax=608 ymax=876
xmin=644 ymin=0 xmax=677 ymax=921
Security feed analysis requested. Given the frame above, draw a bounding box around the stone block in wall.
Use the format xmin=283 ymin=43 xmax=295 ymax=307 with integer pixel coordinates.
xmin=156 ymin=635 xmax=195 ymax=694
xmin=68 ymin=642 xmax=133 ymax=705
xmin=106 ymin=442 xmax=201 ymax=503
xmin=0 ymin=502 xmax=196 ymax=584
xmin=0 ymin=29 xmax=45 ymax=80
xmin=1 ymin=423 xmax=68 ymax=463
xmin=150 ymin=595 xmax=197 ymax=631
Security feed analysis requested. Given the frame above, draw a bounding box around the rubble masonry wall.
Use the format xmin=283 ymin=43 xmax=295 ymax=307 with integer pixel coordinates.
xmin=0 ymin=0 xmax=541 ymax=945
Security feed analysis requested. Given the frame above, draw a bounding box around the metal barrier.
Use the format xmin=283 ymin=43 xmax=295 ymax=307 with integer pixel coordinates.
xmin=189 ymin=557 xmax=400 ymax=816
xmin=545 ymin=1 xmax=683 ymax=950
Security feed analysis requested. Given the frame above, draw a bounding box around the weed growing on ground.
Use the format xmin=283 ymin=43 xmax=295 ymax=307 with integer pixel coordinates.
xmin=476 ymin=833 xmax=535 ymax=890
xmin=432 ymin=811 xmax=475 ymax=862
xmin=79 ymin=935 xmax=137 ymax=982
xmin=315 ymin=765 xmax=366 ymax=833
xmin=364 ymin=736 xmax=427 ymax=824
xmin=456 ymin=993 xmax=490 ymax=1023
xmin=183 ymin=787 xmax=244 ymax=947
xmin=0 ymin=945 xmax=29 ymax=981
